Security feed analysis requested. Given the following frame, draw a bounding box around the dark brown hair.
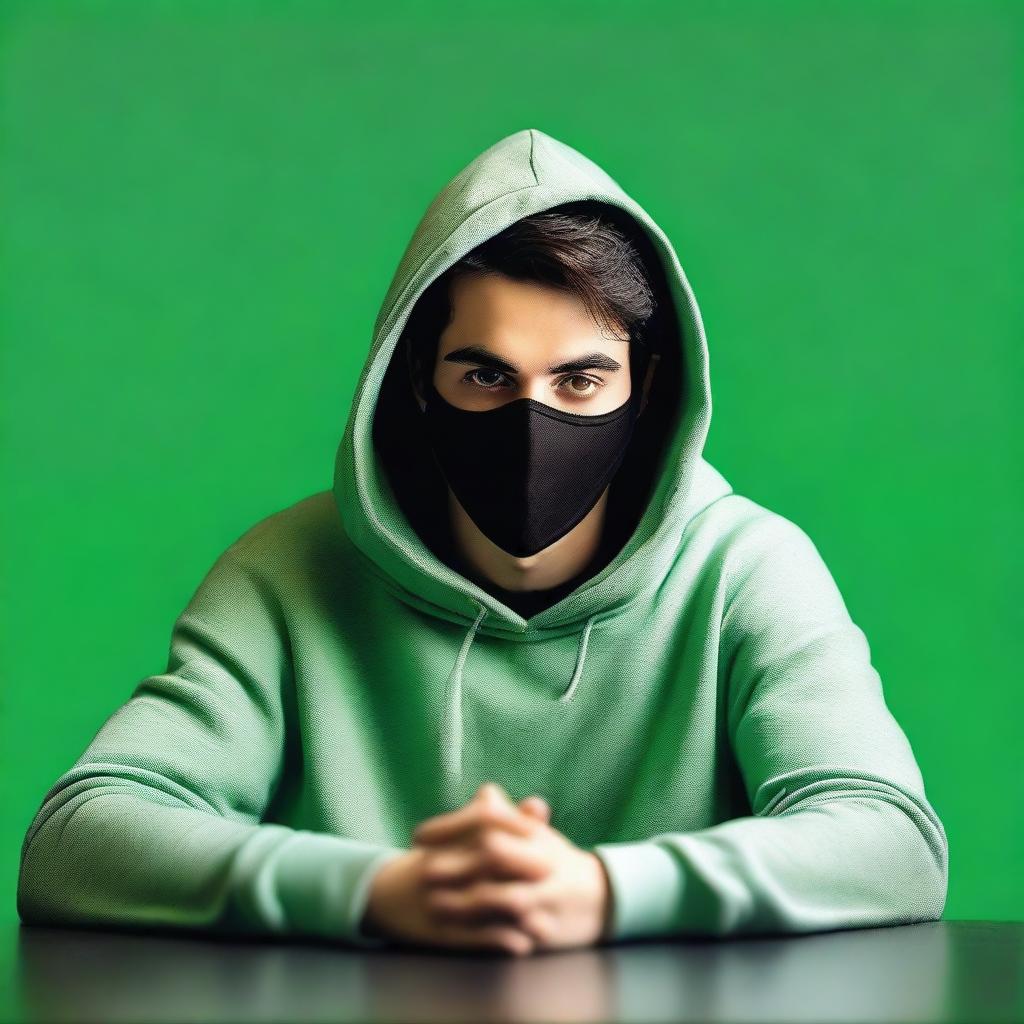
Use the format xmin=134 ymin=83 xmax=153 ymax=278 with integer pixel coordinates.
xmin=402 ymin=200 xmax=663 ymax=393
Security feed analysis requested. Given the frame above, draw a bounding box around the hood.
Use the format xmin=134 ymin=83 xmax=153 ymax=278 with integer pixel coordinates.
xmin=332 ymin=128 xmax=731 ymax=729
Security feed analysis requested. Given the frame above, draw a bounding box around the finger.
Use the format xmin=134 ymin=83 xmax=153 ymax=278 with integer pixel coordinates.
xmin=422 ymin=831 xmax=552 ymax=885
xmin=473 ymin=781 xmax=524 ymax=820
xmin=434 ymin=920 xmax=535 ymax=957
xmin=484 ymin=784 xmax=550 ymax=829
xmin=426 ymin=879 xmax=539 ymax=926
xmin=413 ymin=794 xmax=537 ymax=846
xmin=478 ymin=781 xmax=515 ymax=805
xmin=518 ymin=796 xmax=550 ymax=823
xmin=434 ymin=904 xmax=554 ymax=949
xmin=471 ymin=781 xmax=518 ymax=812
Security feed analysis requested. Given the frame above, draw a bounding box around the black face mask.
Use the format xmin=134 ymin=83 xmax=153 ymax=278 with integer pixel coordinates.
xmin=421 ymin=373 xmax=644 ymax=558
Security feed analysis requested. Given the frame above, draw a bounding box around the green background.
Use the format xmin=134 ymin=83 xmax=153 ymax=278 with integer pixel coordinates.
xmin=1 ymin=0 xmax=1020 ymax=1002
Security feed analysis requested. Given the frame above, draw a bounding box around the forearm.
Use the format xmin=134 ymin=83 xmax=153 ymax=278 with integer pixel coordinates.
xmin=18 ymin=779 xmax=406 ymax=947
xmin=593 ymin=794 xmax=948 ymax=941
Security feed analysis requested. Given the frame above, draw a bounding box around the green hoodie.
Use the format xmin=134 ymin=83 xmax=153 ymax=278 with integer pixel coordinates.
xmin=17 ymin=128 xmax=948 ymax=948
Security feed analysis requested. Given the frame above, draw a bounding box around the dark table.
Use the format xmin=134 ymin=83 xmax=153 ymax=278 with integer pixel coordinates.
xmin=7 ymin=920 xmax=1023 ymax=1023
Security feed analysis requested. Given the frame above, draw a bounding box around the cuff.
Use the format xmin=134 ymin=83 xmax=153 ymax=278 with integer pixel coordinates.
xmin=267 ymin=830 xmax=407 ymax=947
xmin=591 ymin=839 xmax=686 ymax=941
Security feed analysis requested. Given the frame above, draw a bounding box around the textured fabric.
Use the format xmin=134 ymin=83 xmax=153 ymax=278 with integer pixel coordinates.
xmin=17 ymin=128 xmax=948 ymax=948
xmin=422 ymin=372 xmax=643 ymax=558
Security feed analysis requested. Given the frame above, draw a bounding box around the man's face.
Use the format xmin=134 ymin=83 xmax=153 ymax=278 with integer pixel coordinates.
xmin=411 ymin=272 xmax=638 ymax=416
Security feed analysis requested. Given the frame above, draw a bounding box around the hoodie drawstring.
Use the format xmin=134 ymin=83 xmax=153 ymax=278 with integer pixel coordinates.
xmin=440 ymin=602 xmax=606 ymax=801
xmin=441 ymin=602 xmax=489 ymax=790
xmin=559 ymin=610 xmax=605 ymax=703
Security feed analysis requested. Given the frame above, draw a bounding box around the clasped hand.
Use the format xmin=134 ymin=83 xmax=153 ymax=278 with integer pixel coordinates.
xmin=361 ymin=782 xmax=612 ymax=955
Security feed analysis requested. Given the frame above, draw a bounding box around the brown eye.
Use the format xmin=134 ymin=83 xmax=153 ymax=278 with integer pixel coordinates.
xmin=560 ymin=375 xmax=601 ymax=396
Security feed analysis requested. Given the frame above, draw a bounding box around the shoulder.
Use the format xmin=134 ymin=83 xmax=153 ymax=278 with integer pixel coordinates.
xmin=685 ymin=482 xmax=819 ymax=569
xmin=679 ymin=482 xmax=845 ymax=624
xmin=703 ymin=499 xmax=851 ymax=644
xmin=217 ymin=491 xmax=357 ymax=588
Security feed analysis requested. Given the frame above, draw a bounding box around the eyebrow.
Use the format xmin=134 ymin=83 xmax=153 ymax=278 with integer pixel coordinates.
xmin=442 ymin=345 xmax=623 ymax=375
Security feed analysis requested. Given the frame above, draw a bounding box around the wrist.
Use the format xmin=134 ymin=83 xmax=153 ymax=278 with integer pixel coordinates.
xmin=357 ymin=849 xmax=407 ymax=941
xmin=589 ymin=851 xmax=614 ymax=942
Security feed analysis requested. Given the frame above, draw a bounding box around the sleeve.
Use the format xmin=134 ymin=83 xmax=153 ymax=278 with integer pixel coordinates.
xmin=16 ymin=544 xmax=407 ymax=947
xmin=592 ymin=514 xmax=948 ymax=942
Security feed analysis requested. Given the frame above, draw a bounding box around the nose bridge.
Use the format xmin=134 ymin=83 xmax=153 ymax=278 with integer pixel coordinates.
xmin=522 ymin=377 xmax=559 ymax=405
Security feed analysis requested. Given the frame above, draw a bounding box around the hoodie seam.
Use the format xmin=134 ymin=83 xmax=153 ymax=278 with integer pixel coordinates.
xmin=527 ymin=128 xmax=539 ymax=184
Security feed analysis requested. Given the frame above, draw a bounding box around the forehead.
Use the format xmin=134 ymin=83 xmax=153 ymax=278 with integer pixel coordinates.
xmin=441 ymin=272 xmax=627 ymax=352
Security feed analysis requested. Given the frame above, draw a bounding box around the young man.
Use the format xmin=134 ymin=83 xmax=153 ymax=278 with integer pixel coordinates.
xmin=18 ymin=129 xmax=948 ymax=957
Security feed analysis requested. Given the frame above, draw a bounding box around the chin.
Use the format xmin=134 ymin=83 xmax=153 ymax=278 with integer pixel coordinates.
xmin=477 ymin=547 xmax=548 ymax=590
xmin=499 ymin=546 xmax=549 ymax=569
xmin=475 ymin=533 xmax=565 ymax=591
xmin=450 ymin=492 xmax=586 ymax=591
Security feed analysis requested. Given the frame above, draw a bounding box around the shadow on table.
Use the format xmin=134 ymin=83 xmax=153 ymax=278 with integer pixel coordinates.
xmin=15 ymin=919 xmax=967 ymax=1023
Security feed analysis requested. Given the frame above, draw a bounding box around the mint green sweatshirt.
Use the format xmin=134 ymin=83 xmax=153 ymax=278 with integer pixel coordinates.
xmin=17 ymin=128 xmax=948 ymax=948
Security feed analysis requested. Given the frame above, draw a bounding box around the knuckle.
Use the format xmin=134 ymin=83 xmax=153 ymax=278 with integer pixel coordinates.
xmin=427 ymin=890 xmax=463 ymax=918
xmin=479 ymin=829 xmax=507 ymax=859
xmin=425 ymin=887 xmax=447 ymax=909
xmin=519 ymin=909 xmax=551 ymax=944
xmin=422 ymin=856 xmax=454 ymax=882
xmin=420 ymin=850 xmax=442 ymax=874
xmin=479 ymin=805 xmax=508 ymax=829
xmin=501 ymin=890 xmax=530 ymax=918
